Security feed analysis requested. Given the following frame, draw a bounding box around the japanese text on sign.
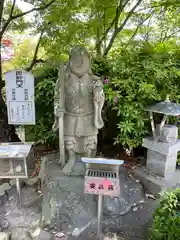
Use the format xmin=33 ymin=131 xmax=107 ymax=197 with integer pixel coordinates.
xmin=84 ymin=178 xmax=120 ymax=196
xmin=5 ymin=70 xmax=35 ymax=125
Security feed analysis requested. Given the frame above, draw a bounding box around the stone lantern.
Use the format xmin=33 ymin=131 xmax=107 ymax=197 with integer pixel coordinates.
xmin=143 ymin=96 xmax=180 ymax=179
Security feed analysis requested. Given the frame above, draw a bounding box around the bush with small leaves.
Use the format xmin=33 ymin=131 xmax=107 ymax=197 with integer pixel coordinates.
xmin=150 ymin=189 xmax=180 ymax=239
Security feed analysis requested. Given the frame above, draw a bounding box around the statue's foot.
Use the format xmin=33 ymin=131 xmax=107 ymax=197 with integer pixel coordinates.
xmin=62 ymin=159 xmax=75 ymax=175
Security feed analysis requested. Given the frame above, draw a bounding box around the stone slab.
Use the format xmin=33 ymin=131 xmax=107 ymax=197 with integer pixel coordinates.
xmin=40 ymin=155 xmax=144 ymax=221
xmin=40 ymin=154 xmax=145 ymax=236
xmin=0 ymin=177 xmax=157 ymax=240
xmin=103 ymin=168 xmax=144 ymax=216
xmin=143 ymin=137 xmax=180 ymax=156
xmin=41 ymin=153 xmax=86 ymax=176
xmin=40 ymin=159 xmax=97 ymax=234
xmin=132 ymin=166 xmax=180 ymax=196
xmin=73 ymin=199 xmax=157 ymax=240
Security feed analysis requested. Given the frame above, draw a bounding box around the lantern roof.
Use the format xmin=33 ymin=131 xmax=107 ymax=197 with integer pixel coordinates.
xmin=145 ymin=97 xmax=180 ymax=116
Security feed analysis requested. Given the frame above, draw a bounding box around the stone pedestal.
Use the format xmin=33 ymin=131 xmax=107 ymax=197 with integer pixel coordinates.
xmin=143 ymin=137 xmax=180 ymax=179
xmin=133 ymin=166 xmax=180 ymax=196
xmin=39 ymin=153 xmax=144 ymax=237
xmin=39 ymin=156 xmax=96 ymax=234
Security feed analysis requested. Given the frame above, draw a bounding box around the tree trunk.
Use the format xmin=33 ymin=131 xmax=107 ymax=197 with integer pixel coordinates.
xmin=0 ymin=61 xmax=20 ymax=142
xmin=0 ymin=95 xmax=20 ymax=143
xmin=95 ymin=41 xmax=102 ymax=58
xmin=0 ymin=18 xmax=20 ymax=142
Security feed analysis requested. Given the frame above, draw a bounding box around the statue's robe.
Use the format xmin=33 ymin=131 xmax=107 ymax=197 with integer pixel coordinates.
xmin=54 ymin=72 xmax=104 ymax=153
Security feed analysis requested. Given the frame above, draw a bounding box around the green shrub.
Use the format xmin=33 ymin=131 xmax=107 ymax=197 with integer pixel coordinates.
xmin=105 ymin=42 xmax=180 ymax=149
xmin=150 ymin=189 xmax=180 ymax=240
xmin=92 ymin=57 xmax=111 ymax=77
xmin=26 ymin=42 xmax=180 ymax=150
xmin=26 ymin=68 xmax=58 ymax=146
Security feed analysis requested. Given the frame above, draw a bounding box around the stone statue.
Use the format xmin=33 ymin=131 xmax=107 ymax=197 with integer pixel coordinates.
xmin=53 ymin=47 xmax=105 ymax=175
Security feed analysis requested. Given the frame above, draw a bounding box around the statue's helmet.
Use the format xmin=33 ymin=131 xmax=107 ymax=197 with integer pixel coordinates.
xmin=70 ymin=46 xmax=90 ymax=59
xmin=69 ymin=47 xmax=91 ymax=76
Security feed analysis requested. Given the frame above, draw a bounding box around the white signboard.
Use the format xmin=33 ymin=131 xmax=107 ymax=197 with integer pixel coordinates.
xmin=5 ymin=70 xmax=35 ymax=125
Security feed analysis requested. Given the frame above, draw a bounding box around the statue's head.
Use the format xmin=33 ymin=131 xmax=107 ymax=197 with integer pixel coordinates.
xmin=69 ymin=47 xmax=91 ymax=76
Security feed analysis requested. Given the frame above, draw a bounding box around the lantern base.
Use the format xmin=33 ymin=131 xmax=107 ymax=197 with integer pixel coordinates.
xmin=133 ymin=166 xmax=180 ymax=196
xmin=143 ymin=137 xmax=180 ymax=178
xmin=146 ymin=149 xmax=177 ymax=177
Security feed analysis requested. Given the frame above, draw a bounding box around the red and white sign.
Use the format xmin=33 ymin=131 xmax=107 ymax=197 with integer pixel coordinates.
xmin=84 ymin=177 xmax=120 ymax=197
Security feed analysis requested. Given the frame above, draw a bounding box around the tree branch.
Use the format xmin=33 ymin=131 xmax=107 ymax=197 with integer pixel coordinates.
xmin=0 ymin=0 xmax=55 ymax=36
xmin=38 ymin=0 xmax=47 ymax=6
xmin=161 ymin=28 xmax=180 ymax=42
xmin=124 ymin=24 xmax=143 ymax=49
xmin=26 ymin=30 xmax=44 ymax=71
xmin=125 ymin=12 xmax=153 ymax=48
xmin=0 ymin=0 xmax=5 ymax=36
xmin=114 ymin=1 xmax=122 ymax=30
xmin=0 ymin=0 xmax=5 ymax=98
xmin=99 ymin=0 xmax=130 ymax=45
xmin=10 ymin=0 xmax=16 ymax=17
xmin=143 ymin=13 xmax=153 ymax=42
xmin=103 ymin=0 xmax=143 ymax=56
xmin=12 ymin=0 xmax=55 ymax=19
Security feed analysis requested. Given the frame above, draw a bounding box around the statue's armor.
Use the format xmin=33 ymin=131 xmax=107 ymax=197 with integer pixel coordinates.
xmin=62 ymin=72 xmax=99 ymax=153
xmin=64 ymin=73 xmax=98 ymax=138
xmin=65 ymin=73 xmax=94 ymax=115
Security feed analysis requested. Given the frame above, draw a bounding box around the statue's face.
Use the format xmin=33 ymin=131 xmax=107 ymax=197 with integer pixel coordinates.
xmin=70 ymin=52 xmax=90 ymax=76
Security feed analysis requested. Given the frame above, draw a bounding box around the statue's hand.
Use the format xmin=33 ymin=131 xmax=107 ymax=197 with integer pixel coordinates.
xmin=52 ymin=119 xmax=59 ymax=132
xmin=54 ymin=106 xmax=65 ymax=117
xmin=94 ymin=89 xmax=105 ymax=103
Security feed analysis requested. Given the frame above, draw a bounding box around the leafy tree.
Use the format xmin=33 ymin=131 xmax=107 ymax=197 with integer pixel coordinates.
xmin=0 ymin=0 xmax=55 ymax=142
xmin=2 ymin=36 xmax=45 ymax=73
xmin=105 ymin=42 xmax=180 ymax=151
xmin=39 ymin=0 xmax=180 ymax=58
xmin=40 ymin=0 xmax=148 ymax=57
xmin=1 ymin=0 xmax=180 ymax=146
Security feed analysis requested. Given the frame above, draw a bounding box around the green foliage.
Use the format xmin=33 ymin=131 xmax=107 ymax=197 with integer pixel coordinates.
xmin=3 ymin=37 xmax=44 ymax=73
xmin=17 ymin=41 xmax=180 ymax=149
xmin=150 ymin=189 xmax=180 ymax=240
xmin=3 ymin=0 xmax=180 ymax=148
xmin=7 ymin=41 xmax=180 ymax=150
xmin=104 ymin=42 xmax=180 ymax=148
xmin=26 ymin=68 xmax=58 ymax=146
xmin=3 ymin=1 xmax=30 ymax=31
xmin=177 ymin=152 xmax=180 ymax=166
xmin=91 ymin=57 xmax=111 ymax=77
